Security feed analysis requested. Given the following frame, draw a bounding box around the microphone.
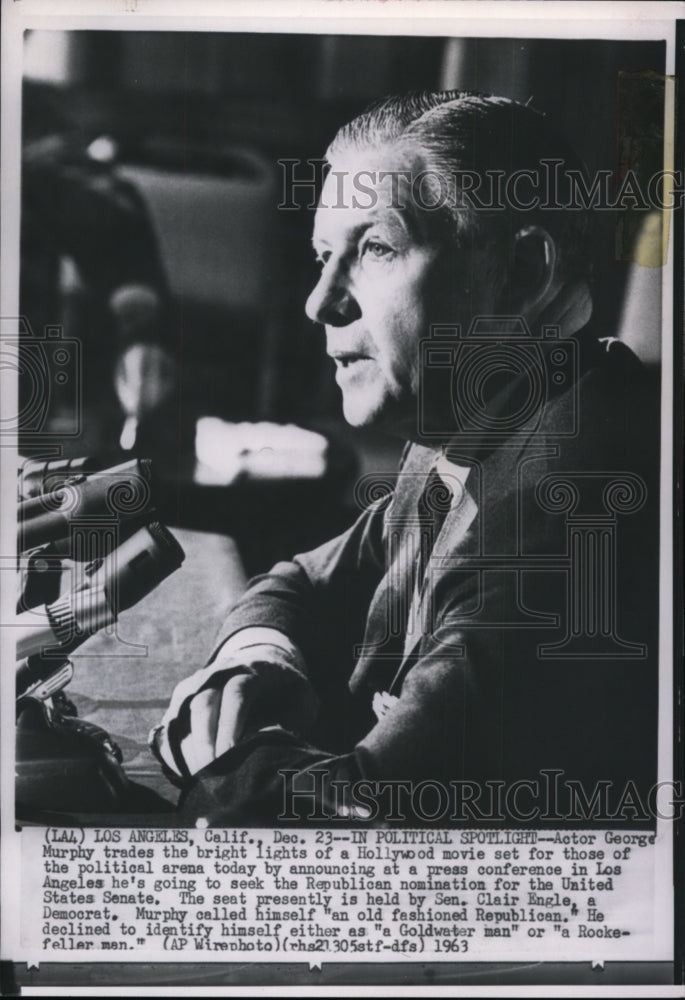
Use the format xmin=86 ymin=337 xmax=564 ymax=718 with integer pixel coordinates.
xmin=110 ymin=285 xmax=173 ymax=452
xmin=18 ymin=456 xmax=102 ymax=502
xmin=16 ymin=522 xmax=185 ymax=664
xmin=18 ymin=459 xmax=153 ymax=553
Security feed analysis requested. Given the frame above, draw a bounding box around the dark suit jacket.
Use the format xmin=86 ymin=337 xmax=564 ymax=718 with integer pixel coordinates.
xmin=179 ymin=328 xmax=660 ymax=826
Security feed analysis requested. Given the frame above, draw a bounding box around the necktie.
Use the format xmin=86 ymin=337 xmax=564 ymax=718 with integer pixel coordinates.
xmin=416 ymin=468 xmax=453 ymax=586
xmin=372 ymin=467 xmax=459 ymax=717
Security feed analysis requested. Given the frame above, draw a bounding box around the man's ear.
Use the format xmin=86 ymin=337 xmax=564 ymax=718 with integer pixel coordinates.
xmin=497 ymin=225 xmax=558 ymax=318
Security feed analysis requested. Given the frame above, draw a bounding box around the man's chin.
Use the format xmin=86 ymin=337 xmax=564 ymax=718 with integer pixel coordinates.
xmin=341 ymin=394 xmax=415 ymax=438
xmin=341 ymin=401 xmax=376 ymax=429
xmin=340 ymin=387 xmax=384 ymax=427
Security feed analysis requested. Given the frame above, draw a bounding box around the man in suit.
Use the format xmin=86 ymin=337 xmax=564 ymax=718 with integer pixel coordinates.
xmin=153 ymin=92 xmax=660 ymax=826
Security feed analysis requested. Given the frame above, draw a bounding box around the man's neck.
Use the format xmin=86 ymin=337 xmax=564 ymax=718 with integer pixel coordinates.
xmin=409 ymin=279 xmax=595 ymax=454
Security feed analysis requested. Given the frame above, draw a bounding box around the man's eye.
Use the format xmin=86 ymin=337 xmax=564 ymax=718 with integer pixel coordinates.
xmin=315 ymin=250 xmax=331 ymax=268
xmin=363 ymin=240 xmax=394 ymax=261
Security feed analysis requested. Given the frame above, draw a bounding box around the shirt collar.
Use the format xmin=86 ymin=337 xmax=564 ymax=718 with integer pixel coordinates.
xmin=434 ymin=452 xmax=472 ymax=506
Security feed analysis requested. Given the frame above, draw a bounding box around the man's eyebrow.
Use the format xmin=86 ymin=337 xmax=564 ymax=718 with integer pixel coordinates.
xmin=311 ymin=221 xmax=373 ymax=252
xmin=363 ymin=208 xmax=414 ymax=237
xmin=379 ymin=207 xmax=413 ymax=234
xmin=311 ymin=212 xmax=415 ymax=251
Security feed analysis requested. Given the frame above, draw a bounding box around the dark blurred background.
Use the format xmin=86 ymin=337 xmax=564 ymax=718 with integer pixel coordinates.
xmin=20 ymin=30 xmax=666 ymax=570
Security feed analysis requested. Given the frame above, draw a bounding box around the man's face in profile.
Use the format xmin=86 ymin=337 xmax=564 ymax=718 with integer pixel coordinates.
xmin=306 ymin=145 xmax=492 ymax=438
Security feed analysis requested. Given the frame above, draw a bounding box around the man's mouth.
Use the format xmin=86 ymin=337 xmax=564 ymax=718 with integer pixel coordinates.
xmin=331 ymin=353 xmax=372 ymax=368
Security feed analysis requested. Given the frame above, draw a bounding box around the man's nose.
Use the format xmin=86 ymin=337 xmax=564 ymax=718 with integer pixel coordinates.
xmin=305 ymin=262 xmax=361 ymax=327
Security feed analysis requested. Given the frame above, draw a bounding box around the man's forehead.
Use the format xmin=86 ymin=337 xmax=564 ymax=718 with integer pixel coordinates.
xmin=313 ymin=145 xmax=433 ymax=244
xmin=312 ymin=198 xmax=415 ymax=243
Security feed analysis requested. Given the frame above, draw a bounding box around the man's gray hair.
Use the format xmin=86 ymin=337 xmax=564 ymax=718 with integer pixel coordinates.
xmin=326 ymin=91 xmax=593 ymax=283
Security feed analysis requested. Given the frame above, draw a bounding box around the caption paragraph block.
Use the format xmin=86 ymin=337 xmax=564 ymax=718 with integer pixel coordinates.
xmin=18 ymin=826 xmax=665 ymax=963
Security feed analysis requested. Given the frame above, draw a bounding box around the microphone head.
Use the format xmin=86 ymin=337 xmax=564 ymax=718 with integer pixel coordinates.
xmin=18 ymin=456 xmax=101 ymax=501
xmin=18 ymin=458 xmax=155 ymax=553
xmin=15 ymin=521 xmax=185 ymax=661
xmin=109 ymin=284 xmax=162 ymax=340
xmin=145 ymin=521 xmax=186 ymax=567
xmin=99 ymin=522 xmax=185 ymax=613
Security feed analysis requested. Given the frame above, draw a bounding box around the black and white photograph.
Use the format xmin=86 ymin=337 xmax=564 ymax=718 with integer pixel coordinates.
xmin=1 ymin=1 xmax=682 ymax=994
